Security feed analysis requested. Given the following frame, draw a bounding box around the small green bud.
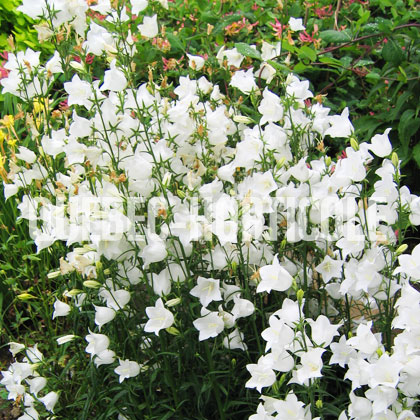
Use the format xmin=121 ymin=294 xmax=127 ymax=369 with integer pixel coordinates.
xmin=325 ymin=156 xmax=331 ymax=167
xmin=95 ymin=261 xmax=103 ymax=271
xmin=103 ymin=268 xmax=111 ymax=275
xmin=162 ymin=172 xmax=172 ymax=187
xmin=276 ymin=157 xmax=286 ymax=169
xmin=316 ymin=399 xmax=323 ymax=409
xmin=47 ymin=270 xmax=61 ymax=279
xmin=392 ymin=152 xmax=399 ymax=168
xmin=296 ymin=289 xmax=304 ymax=303
xmin=69 ymin=61 xmax=84 ymax=71
xmin=65 ymin=289 xmax=83 ymax=297
xmin=280 ymin=239 xmax=287 ymax=249
xmin=17 ymin=293 xmax=36 ymax=301
xmin=376 ymin=347 xmax=383 ymax=357
xmin=350 ymin=137 xmax=359 ymax=151
xmin=165 ymin=326 xmax=180 ymax=336
xmin=347 ymin=331 xmax=353 ymax=338
xmin=231 ymin=261 xmax=237 ymax=273
xmin=166 ymin=297 xmax=181 ymax=307
xmin=396 ymin=244 xmax=408 ymax=256
xmin=83 ymin=280 xmax=101 ymax=289
xmin=177 ymin=189 xmax=186 ymax=199
xmin=233 ymin=115 xmax=253 ymax=124
xmin=231 ymin=358 xmax=236 ymax=368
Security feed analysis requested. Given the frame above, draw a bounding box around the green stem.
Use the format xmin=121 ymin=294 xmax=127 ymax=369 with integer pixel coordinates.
xmin=204 ymin=341 xmax=226 ymax=420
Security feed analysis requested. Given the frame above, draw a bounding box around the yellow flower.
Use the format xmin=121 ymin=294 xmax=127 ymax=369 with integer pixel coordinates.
xmin=0 ymin=115 xmax=14 ymax=129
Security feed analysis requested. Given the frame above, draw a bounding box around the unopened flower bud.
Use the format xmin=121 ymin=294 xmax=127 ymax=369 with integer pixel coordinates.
xmin=316 ymin=399 xmax=323 ymax=409
xmin=162 ymin=172 xmax=172 ymax=187
xmin=65 ymin=289 xmax=83 ymax=297
xmin=96 ymin=261 xmax=103 ymax=271
xmin=391 ymin=152 xmax=399 ymax=168
xmin=350 ymin=137 xmax=359 ymax=151
xmin=83 ymin=280 xmax=101 ymax=288
xmin=177 ymin=189 xmax=186 ymax=199
xmin=296 ymin=288 xmax=304 ymax=303
xmin=395 ymin=244 xmax=408 ymax=255
xmin=165 ymin=326 xmax=180 ymax=336
xmin=166 ymin=297 xmax=181 ymax=307
xmin=325 ymin=156 xmax=331 ymax=167
xmin=69 ymin=61 xmax=85 ymax=71
xmin=233 ymin=115 xmax=253 ymax=124
xmin=47 ymin=270 xmax=61 ymax=279
xmin=103 ymin=268 xmax=111 ymax=275
xmin=56 ymin=335 xmax=77 ymax=345
xmin=17 ymin=293 xmax=36 ymax=300
xmin=276 ymin=157 xmax=286 ymax=169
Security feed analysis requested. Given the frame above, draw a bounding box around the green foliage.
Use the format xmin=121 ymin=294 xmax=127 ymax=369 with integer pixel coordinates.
xmin=0 ymin=0 xmax=51 ymax=53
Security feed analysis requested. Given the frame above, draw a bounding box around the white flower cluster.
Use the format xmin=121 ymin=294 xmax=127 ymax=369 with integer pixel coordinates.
xmin=1 ymin=1 xmax=420 ymax=418
xmin=0 ymin=344 xmax=58 ymax=419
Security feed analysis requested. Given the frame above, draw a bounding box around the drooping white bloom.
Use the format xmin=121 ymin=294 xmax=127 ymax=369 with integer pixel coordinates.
xmin=288 ymin=17 xmax=306 ymax=31
xmin=150 ymin=270 xmax=172 ymax=297
xmin=99 ymin=287 xmax=131 ymax=310
xmin=16 ymin=146 xmax=36 ymax=164
xmin=369 ymin=128 xmax=392 ymax=157
xmin=131 ymin=0 xmax=148 ymax=15
xmin=17 ymin=0 xmax=48 ymax=19
xmin=64 ymin=74 xmax=92 ymax=108
xmin=295 ymin=347 xmax=325 ymax=384
xmin=193 ymin=310 xmax=224 ymax=341
xmin=94 ymin=349 xmax=116 ymax=367
xmin=257 ymin=254 xmax=293 ymax=293
xmin=223 ymin=328 xmax=247 ymax=351
xmin=39 ymin=391 xmax=59 ymax=412
xmin=325 ymin=107 xmax=354 ymax=138
xmin=286 ymin=76 xmax=313 ymax=101
xmin=85 ymin=331 xmax=110 ymax=356
xmin=315 ymin=255 xmax=344 ymax=283
xmin=56 ymin=335 xmax=77 ymax=345
xmin=93 ymin=305 xmax=116 ymax=330
xmin=216 ymin=46 xmax=244 ymax=67
xmin=138 ymin=15 xmax=158 ymax=38
xmin=8 ymin=342 xmax=25 ymax=357
xmin=258 ymin=88 xmax=283 ymax=126
xmin=307 ymin=315 xmax=341 ymax=347
xmin=272 ymin=392 xmax=310 ymax=420
xmin=84 ymin=22 xmax=116 ymax=56
xmin=246 ymin=357 xmax=276 ymax=393
xmin=144 ymin=298 xmax=174 ymax=335
xmin=347 ymin=321 xmax=381 ymax=356
xmin=261 ymin=41 xmax=281 ymax=61
xmin=187 ymin=54 xmax=205 ymax=71
xmin=368 ymin=354 xmax=403 ymax=388
xmin=52 ymin=300 xmax=71 ymax=320
xmin=394 ymin=243 xmax=420 ymax=280
xmin=100 ymin=59 xmax=127 ymax=92
xmin=140 ymin=232 xmax=167 ymax=268
xmin=230 ymin=69 xmax=258 ymax=94
xmin=114 ymin=359 xmax=141 ymax=383
xmin=348 ymin=392 xmax=372 ymax=420
xmin=190 ymin=277 xmax=222 ymax=307
xmin=26 ymin=376 xmax=47 ymax=396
